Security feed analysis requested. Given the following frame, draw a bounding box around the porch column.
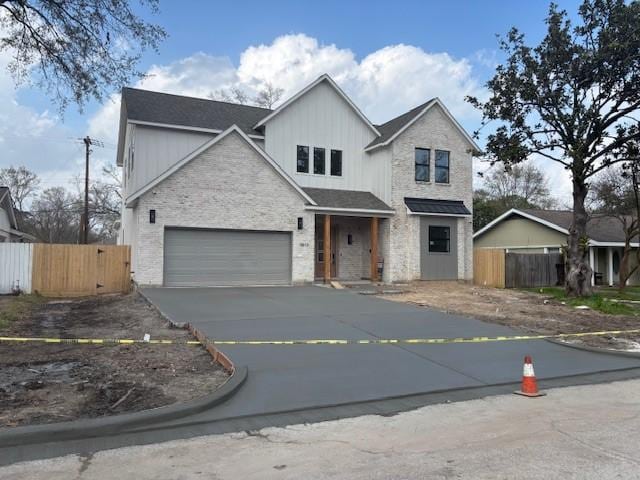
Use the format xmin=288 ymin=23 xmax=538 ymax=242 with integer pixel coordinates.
xmin=589 ymin=247 xmax=595 ymax=286
xmin=324 ymin=214 xmax=331 ymax=283
xmin=370 ymin=216 xmax=379 ymax=282
xmin=607 ymin=247 xmax=614 ymax=286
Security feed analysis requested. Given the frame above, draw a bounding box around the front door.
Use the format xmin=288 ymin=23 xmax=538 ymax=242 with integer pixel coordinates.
xmin=315 ymin=223 xmax=338 ymax=279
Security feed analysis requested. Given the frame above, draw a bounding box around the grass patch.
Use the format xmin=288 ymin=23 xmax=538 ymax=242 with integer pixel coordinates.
xmin=524 ymin=287 xmax=637 ymax=316
xmin=0 ymin=294 xmax=44 ymax=329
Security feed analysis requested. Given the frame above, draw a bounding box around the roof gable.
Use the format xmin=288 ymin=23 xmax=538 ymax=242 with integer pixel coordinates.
xmin=0 ymin=187 xmax=18 ymax=229
xmin=125 ymin=125 xmax=316 ymax=206
xmin=365 ymin=98 xmax=480 ymax=152
xmin=254 ymin=74 xmax=380 ymax=136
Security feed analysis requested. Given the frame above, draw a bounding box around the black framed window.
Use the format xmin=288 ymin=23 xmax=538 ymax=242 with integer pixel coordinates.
xmin=313 ymin=147 xmax=326 ymax=175
xmin=415 ymin=148 xmax=430 ymax=182
xmin=297 ymin=145 xmax=309 ymax=173
xmin=435 ymin=150 xmax=450 ymax=183
xmin=428 ymin=226 xmax=450 ymax=253
xmin=330 ymin=149 xmax=342 ymax=176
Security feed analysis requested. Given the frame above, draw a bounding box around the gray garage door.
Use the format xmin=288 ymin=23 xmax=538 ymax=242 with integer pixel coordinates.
xmin=420 ymin=217 xmax=458 ymax=280
xmin=164 ymin=228 xmax=292 ymax=287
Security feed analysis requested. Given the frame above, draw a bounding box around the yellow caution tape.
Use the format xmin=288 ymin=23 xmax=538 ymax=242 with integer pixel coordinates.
xmin=0 ymin=329 xmax=639 ymax=346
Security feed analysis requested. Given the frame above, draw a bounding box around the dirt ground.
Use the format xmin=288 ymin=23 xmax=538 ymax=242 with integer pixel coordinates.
xmin=0 ymin=293 xmax=229 ymax=428
xmin=381 ymin=282 xmax=640 ymax=351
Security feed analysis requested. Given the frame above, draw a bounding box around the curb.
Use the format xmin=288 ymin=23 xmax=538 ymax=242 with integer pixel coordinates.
xmin=547 ymin=338 xmax=640 ymax=359
xmin=0 ymin=365 xmax=247 ymax=448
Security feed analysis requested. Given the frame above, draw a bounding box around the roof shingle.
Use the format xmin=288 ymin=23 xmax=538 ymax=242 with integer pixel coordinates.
xmin=303 ymin=188 xmax=393 ymax=211
xmin=122 ymin=88 xmax=271 ymax=136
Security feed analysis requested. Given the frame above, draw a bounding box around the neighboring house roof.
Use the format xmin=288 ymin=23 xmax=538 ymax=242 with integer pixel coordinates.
xmin=365 ymin=98 xmax=480 ymax=152
xmin=0 ymin=187 xmax=34 ymax=241
xmin=121 ymin=87 xmax=271 ymax=136
xmin=125 ymin=125 xmax=316 ymax=207
xmin=254 ymin=74 xmax=381 ymax=137
xmin=404 ymin=197 xmax=471 ymax=216
xmin=303 ymin=188 xmax=393 ymax=213
xmin=473 ymin=208 xmax=639 ymax=245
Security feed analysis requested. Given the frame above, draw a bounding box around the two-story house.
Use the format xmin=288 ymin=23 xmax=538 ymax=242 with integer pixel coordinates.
xmin=116 ymin=74 xmax=477 ymax=286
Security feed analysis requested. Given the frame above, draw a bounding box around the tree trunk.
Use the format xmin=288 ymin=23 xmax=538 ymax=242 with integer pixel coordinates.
xmin=565 ymin=177 xmax=593 ymax=297
xmin=619 ymin=244 xmax=630 ymax=293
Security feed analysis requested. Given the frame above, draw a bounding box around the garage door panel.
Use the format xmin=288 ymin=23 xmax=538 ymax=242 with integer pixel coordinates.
xmin=164 ymin=229 xmax=292 ymax=286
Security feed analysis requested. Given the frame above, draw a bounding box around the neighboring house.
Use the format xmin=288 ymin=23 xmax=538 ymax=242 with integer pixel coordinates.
xmin=116 ymin=74 xmax=477 ymax=287
xmin=474 ymin=208 xmax=640 ymax=286
xmin=0 ymin=187 xmax=33 ymax=243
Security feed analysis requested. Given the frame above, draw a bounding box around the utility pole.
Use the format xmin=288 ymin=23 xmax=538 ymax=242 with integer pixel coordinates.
xmin=82 ymin=136 xmax=91 ymax=244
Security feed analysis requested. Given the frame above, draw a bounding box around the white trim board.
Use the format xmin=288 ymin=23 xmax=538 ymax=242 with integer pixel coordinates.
xmin=254 ymin=74 xmax=380 ymax=137
xmin=128 ymin=120 xmax=265 ymax=139
xmin=364 ymin=98 xmax=481 ymax=153
xmin=125 ymin=125 xmax=316 ymax=207
xmin=305 ymin=206 xmax=395 ymax=218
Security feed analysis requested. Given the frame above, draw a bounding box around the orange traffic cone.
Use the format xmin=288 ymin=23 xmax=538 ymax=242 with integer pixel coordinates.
xmin=514 ymin=355 xmax=546 ymax=397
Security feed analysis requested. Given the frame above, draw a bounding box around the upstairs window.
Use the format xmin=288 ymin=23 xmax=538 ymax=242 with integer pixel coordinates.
xmin=435 ymin=150 xmax=450 ymax=183
xmin=428 ymin=226 xmax=450 ymax=253
xmin=415 ymin=148 xmax=430 ymax=182
xmin=314 ymin=147 xmax=326 ymax=175
xmin=297 ymin=145 xmax=309 ymax=173
xmin=330 ymin=149 xmax=342 ymax=176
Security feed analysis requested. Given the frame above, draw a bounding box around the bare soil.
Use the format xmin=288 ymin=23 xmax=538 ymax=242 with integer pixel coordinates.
xmin=0 ymin=293 xmax=228 ymax=428
xmin=381 ymin=282 xmax=640 ymax=351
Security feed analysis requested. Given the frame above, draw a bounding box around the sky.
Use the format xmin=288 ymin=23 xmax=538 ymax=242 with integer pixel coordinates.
xmin=1 ymin=0 xmax=583 ymax=204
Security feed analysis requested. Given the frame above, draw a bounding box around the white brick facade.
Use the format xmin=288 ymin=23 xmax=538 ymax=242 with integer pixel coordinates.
xmin=387 ymin=103 xmax=474 ymax=282
xmin=131 ymin=132 xmax=315 ymax=285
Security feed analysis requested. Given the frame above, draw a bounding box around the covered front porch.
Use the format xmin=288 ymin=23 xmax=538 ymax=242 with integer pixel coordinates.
xmin=588 ymin=245 xmax=639 ymax=286
xmin=313 ymin=214 xmax=389 ymax=283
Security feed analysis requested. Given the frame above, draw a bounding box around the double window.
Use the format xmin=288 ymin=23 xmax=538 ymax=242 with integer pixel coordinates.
xmin=428 ymin=226 xmax=450 ymax=253
xmin=435 ymin=150 xmax=450 ymax=184
xmin=297 ymin=145 xmax=342 ymax=176
xmin=415 ymin=148 xmax=430 ymax=182
xmin=297 ymin=145 xmax=309 ymax=173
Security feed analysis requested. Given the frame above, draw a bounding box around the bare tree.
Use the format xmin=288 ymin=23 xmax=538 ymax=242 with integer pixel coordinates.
xmin=482 ymin=162 xmax=556 ymax=210
xmin=0 ymin=0 xmax=166 ymax=112
xmin=254 ymin=82 xmax=284 ymax=109
xmin=0 ymin=165 xmax=40 ymax=211
xmin=27 ymin=186 xmax=81 ymax=243
xmin=209 ymin=86 xmax=249 ymax=105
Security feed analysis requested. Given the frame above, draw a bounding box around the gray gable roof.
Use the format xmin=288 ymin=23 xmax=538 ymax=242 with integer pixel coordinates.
xmin=522 ymin=209 xmax=637 ymax=243
xmin=122 ymin=88 xmax=271 ymax=136
xmin=302 ymin=188 xmax=393 ymax=211
xmin=366 ymin=99 xmax=434 ymax=149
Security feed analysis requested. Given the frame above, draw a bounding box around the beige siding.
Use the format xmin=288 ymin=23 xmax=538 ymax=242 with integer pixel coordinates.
xmin=475 ymin=217 xmax=567 ymax=249
xmin=263 ymin=80 xmax=379 ymax=193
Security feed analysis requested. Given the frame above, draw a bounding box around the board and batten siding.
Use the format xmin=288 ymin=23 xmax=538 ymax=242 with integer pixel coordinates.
xmin=125 ymin=124 xmax=214 ymax=198
xmin=0 ymin=243 xmax=33 ymax=294
xmin=263 ymin=80 xmax=386 ymax=196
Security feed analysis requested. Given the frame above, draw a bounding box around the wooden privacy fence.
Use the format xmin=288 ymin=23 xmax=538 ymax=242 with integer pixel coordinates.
xmin=505 ymin=252 xmax=563 ymax=289
xmin=473 ymin=248 xmax=506 ymax=288
xmin=0 ymin=243 xmax=130 ymax=297
xmin=473 ymin=248 xmax=564 ymax=289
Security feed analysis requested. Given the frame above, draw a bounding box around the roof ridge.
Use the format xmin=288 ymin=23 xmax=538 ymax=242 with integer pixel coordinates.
xmin=122 ymin=87 xmax=273 ymax=112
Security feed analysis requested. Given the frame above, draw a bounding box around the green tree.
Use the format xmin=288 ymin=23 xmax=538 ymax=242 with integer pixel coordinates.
xmin=0 ymin=0 xmax=166 ymax=111
xmin=467 ymin=0 xmax=640 ymax=297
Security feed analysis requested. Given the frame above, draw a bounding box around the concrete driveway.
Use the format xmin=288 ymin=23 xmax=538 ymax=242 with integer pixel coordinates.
xmin=142 ymin=286 xmax=640 ymax=418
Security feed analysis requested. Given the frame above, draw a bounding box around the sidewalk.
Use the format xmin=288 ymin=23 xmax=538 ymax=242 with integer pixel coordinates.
xmin=2 ymin=379 xmax=639 ymax=479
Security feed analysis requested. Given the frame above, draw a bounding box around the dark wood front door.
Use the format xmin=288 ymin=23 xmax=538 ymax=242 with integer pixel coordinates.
xmin=315 ymin=223 xmax=338 ymax=279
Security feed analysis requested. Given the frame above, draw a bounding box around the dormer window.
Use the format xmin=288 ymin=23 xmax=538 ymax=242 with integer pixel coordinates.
xmin=297 ymin=145 xmax=309 ymax=173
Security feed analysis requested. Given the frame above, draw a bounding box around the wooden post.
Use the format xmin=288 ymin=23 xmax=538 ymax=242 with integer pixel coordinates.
xmin=324 ymin=214 xmax=331 ymax=283
xmin=370 ymin=217 xmax=379 ymax=282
